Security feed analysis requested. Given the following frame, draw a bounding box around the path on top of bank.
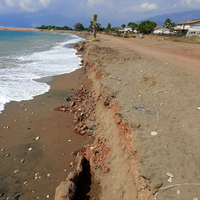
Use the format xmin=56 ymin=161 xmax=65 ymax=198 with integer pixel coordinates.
xmin=97 ymin=34 xmax=200 ymax=75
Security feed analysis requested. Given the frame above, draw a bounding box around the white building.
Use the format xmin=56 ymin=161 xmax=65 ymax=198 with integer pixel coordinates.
xmin=173 ymin=20 xmax=200 ymax=36
xmin=119 ymin=27 xmax=132 ymax=32
xmin=153 ymin=27 xmax=171 ymax=34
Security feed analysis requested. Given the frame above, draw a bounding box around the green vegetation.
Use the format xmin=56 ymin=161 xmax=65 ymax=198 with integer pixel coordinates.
xmin=35 ymin=25 xmax=72 ymax=30
xmin=127 ymin=22 xmax=138 ymax=31
xmin=93 ymin=14 xmax=98 ymax=39
xmin=121 ymin=24 xmax=126 ymax=28
xmin=74 ymin=23 xmax=84 ymax=31
xmin=137 ymin=20 xmax=157 ymax=34
xmin=164 ymin=18 xmax=176 ymax=28
xmin=93 ymin=38 xmax=100 ymax=42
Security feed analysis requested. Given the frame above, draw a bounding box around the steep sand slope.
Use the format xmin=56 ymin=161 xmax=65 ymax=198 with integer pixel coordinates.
xmin=79 ymin=34 xmax=200 ymax=200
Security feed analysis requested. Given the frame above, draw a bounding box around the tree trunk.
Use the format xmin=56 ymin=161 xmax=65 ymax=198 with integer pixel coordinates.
xmin=93 ymin=21 xmax=96 ymax=40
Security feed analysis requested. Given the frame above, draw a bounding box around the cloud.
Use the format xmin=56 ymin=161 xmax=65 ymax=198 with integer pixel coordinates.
xmin=119 ymin=2 xmax=158 ymax=13
xmin=186 ymin=0 xmax=200 ymax=3
xmin=0 ymin=0 xmax=51 ymax=12
xmin=19 ymin=0 xmax=51 ymax=11
xmin=87 ymin=0 xmax=105 ymax=5
xmin=140 ymin=2 xmax=158 ymax=10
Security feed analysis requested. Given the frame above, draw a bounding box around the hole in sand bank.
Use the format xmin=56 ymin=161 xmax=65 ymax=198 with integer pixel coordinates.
xmin=74 ymin=159 xmax=91 ymax=200
xmin=74 ymin=158 xmax=101 ymax=200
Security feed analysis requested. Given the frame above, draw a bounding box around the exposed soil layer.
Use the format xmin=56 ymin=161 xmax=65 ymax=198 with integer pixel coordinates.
xmin=69 ymin=34 xmax=200 ymax=200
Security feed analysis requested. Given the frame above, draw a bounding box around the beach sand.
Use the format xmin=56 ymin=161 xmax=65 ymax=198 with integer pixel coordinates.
xmin=2 ymin=32 xmax=200 ymax=200
xmin=0 ymin=67 xmax=98 ymax=199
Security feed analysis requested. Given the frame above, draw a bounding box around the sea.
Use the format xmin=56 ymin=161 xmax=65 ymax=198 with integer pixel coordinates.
xmin=0 ymin=30 xmax=84 ymax=113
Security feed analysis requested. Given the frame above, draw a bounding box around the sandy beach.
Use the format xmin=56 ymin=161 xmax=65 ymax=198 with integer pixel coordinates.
xmin=1 ymin=31 xmax=200 ymax=200
xmin=0 ymin=67 xmax=97 ymax=199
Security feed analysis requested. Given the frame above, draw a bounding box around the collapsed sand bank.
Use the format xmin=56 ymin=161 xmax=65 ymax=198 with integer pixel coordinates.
xmin=58 ymin=34 xmax=200 ymax=200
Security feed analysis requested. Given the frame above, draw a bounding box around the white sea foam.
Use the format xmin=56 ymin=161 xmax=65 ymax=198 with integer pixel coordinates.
xmin=0 ymin=33 xmax=84 ymax=112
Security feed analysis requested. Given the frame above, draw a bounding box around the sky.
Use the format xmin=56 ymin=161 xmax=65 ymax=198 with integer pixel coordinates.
xmin=0 ymin=0 xmax=200 ymax=28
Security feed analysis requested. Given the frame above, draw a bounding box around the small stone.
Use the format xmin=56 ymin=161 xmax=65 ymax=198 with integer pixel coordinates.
xmin=177 ymin=190 xmax=180 ymax=194
xmin=151 ymin=131 xmax=158 ymax=136
xmin=28 ymin=148 xmax=32 ymax=151
xmin=1 ymin=148 xmax=5 ymax=152
xmin=168 ymin=177 xmax=172 ymax=183
xmin=167 ymin=172 xmax=174 ymax=178
xmin=197 ymin=107 xmax=200 ymax=110
xmin=5 ymin=153 xmax=10 ymax=157
xmin=193 ymin=198 xmax=198 ymax=200
xmin=36 ymin=137 xmax=40 ymax=141
xmin=14 ymin=169 xmax=19 ymax=174
xmin=20 ymin=159 xmax=25 ymax=163
xmin=103 ymin=166 xmax=110 ymax=173
xmin=47 ymin=173 xmax=51 ymax=177
xmin=68 ymin=140 xmax=71 ymax=142
xmin=46 ymin=195 xmax=50 ymax=198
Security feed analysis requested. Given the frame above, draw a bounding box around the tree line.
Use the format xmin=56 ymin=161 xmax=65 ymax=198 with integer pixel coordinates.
xmin=35 ymin=17 xmax=177 ymax=34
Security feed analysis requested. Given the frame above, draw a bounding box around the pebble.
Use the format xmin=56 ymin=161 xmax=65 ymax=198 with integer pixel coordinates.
xmin=177 ymin=190 xmax=180 ymax=194
xmin=28 ymin=148 xmax=32 ymax=151
xmin=68 ymin=140 xmax=71 ymax=142
xmin=36 ymin=137 xmax=40 ymax=141
xmin=168 ymin=177 xmax=173 ymax=182
xmin=5 ymin=153 xmax=10 ymax=157
xmin=20 ymin=159 xmax=25 ymax=163
xmin=46 ymin=195 xmax=50 ymax=198
xmin=3 ymin=126 xmax=9 ymax=129
xmin=14 ymin=169 xmax=19 ymax=174
xmin=197 ymin=107 xmax=200 ymax=110
xmin=167 ymin=172 xmax=174 ymax=178
xmin=193 ymin=198 xmax=198 ymax=200
xmin=1 ymin=148 xmax=5 ymax=152
xmin=151 ymin=131 xmax=158 ymax=136
xmin=47 ymin=173 xmax=51 ymax=177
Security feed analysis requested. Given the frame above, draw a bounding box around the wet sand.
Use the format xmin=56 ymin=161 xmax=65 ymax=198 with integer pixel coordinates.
xmin=0 ymin=68 xmax=94 ymax=199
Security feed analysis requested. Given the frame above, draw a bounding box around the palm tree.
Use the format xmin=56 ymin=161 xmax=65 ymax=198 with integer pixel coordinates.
xmin=93 ymin=14 xmax=98 ymax=40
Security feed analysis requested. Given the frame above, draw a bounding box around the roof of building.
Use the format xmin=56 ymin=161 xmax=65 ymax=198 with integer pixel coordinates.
xmin=177 ymin=20 xmax=200 ymax=25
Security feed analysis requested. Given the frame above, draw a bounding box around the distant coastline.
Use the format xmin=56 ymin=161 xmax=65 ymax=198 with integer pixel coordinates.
xmin=0 ymin=27 xmax=40 ymax=32
xmin=0 ymin=27 xmax=90 ymax=37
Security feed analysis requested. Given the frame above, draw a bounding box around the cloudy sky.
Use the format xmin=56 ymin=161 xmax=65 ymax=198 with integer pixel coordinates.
xmin=0 ymin=0 xmax=200 ymax=28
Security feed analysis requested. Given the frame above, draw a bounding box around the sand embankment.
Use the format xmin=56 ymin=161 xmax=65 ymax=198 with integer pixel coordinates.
xmin=67 ymin=33 xmax=200 ymax=200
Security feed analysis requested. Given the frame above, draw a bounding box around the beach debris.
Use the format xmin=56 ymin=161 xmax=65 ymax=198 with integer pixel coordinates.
xmin=74 ymin=122 xmax=88 ymax=135
xmin=131 ymin=105 xmax=154 ymax=115
xmin=54 ymin=105 xmax=69 ymax=112
xmin=14 ymin=169 xmax=19 ymax=174
xmin=3 ymin=126 xmax=9 ymax=129
xmin=4 ymin=153 xmax=10 ymax=157
xmin=167 ymin=172 xmax=174 ymax=182
xmin=20 ymin=159 xmax=25 ymax=163
xmin=28 ymin=147 xmax=32 ymax=151
xmin=151 ymin=131 xmax=158 ymax=136
xmin=1 ymin=148 xmax=5 ymax=152
xmin=36 ymin=137 xmax=40 ymax=141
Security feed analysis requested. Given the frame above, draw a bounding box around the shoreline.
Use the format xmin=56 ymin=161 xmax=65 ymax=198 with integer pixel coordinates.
xmin=0 ymin=68 xmax=97 ymax=200
xmin=2 ymin=30 xmax=200 ymax=200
